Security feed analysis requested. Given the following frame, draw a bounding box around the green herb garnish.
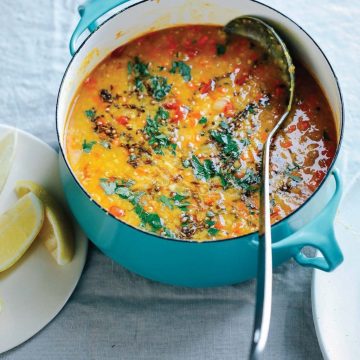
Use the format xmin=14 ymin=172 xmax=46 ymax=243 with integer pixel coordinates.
xmin=144 ymin=107 xmax=174 ymax=155
xmin=100 ymin=178 xmax=163 ymax=231
xmin=169 ymin=61 xmax=192 ymax=82
xmin=159 ymin=193 xmax=190 ymax=211
xmin=84 ymin=109 xmax=96 ymax=121
xmin=128 ymin=56 xmax=150 ymax=77
xmin=191 ymin=155 xmax=214 ymax=181
xmin=82 ymin=140 xmax=96 ymax=153
xmin=210 ymin=130 xmax=241 ymax=159
xmin=199 ymin=116 xmax=207 ymax=125
xmin=148 ymin=76 xmax=172 ymax=100
xmin=240 ymin=138 xmax=251 ymax=146
xmin=216 ymin=44 xmax=226 ymax=56
xmin=232 ymin=169 xmax=261 ymax=192
xmin=99 ymin=178 xmax=117 ymax=195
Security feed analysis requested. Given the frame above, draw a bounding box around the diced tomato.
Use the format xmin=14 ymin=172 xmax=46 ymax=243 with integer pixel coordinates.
xmin=197 ymin=35 xmax=209 ymax=46
xmin=109 ymin=206 xmax=125 ymax=218
xmin=199 ymin=80 xmax=212 ymax=94
xmin=166 ymin=34 xmax=177 ymax=52
xmin=311 ymin=170 xmax=325 ymax=186
xmin=280 ymin=139 xmax=292 ymax=148
xmin=183 ymin=38 xmax=192 ymax=47
xmin=215 ymin=221 xmax=225 ymax=230
xmin=204 ymin=196 xmax=216 ymax=205
xmin=299 ymin=93 xmax=318 ymax=114
xmin=287 ymin=124 xmax=297 ymax=133
xmin=271 ymin=206 xmax=281 ymax=218
xmin=297 ymin=120 xmax=310 ymax=131
xmin=185 ymin=46 xmax=199 ymax=58
xmin=116 ymin=116 xmax=129 ymax=126
xmin=223 ymin=101 xmax=235 ymax=117
xmin=235 ymin=73 xmax=249 ymax=86
xmin=320 ymin=141 xmax=336 ymax=168
xmin=163 ymin=101 xmax=179 ymax=110
xmin=171 ymin=108 xmax=184 ymax=123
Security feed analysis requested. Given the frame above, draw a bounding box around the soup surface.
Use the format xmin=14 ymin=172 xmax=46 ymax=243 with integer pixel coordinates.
xmin=65 ymin=25 xmax=337 ymax=241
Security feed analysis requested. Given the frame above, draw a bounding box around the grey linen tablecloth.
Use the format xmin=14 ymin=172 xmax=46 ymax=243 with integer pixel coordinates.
xmin=0 ymin=0 xmax=359 ymax=359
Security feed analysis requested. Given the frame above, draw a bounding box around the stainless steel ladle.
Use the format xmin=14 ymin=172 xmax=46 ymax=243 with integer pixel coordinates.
xmin=225 ymin=16 xmax=295 ymax=360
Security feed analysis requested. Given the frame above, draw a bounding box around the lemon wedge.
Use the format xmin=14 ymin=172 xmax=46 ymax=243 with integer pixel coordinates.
xmin=0 ymin=131 xmax=17 ymax=195
xmin=0 ymin=192 xmax=44 ymax=272
xmin=15 ymin=180 xmax=74 ymax=265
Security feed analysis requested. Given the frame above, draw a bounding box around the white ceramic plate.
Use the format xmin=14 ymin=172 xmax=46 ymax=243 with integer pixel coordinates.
xmin=312 ymin=174 xmax=360 ymax=360
xmin=0 ymin=124 xmax=87 ymax=354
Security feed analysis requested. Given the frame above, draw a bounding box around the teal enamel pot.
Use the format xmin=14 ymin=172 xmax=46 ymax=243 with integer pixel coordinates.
xmin=56 ymin=0 xmax=344 ymax=287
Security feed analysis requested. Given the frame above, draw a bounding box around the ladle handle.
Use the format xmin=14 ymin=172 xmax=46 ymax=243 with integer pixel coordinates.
xmin=69 ymin=0 xmax=132 ymax=56
xmin=249 ymin=137 xmax=273 ymax=360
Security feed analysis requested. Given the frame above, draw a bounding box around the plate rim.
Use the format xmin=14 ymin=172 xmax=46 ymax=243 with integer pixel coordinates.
xmin=0 ymin=124 xmax=88 ymax=354
xmin=311 ymin=173 xmax=360 ymax=360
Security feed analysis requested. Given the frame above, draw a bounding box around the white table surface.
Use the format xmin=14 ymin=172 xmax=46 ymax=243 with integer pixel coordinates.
xmin=0 ymin=0 xmax=359 ymax=359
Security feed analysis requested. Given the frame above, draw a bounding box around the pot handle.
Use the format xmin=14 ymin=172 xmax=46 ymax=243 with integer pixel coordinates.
xmin=69 ymin=0 xmax=132 ymax=56
xmin=272 ymin=168 xmax=343 ymax=272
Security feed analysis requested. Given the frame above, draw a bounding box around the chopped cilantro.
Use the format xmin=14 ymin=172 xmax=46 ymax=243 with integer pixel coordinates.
xmin=127 ymin=61 xmax=132 ymax=75
xmin=99 ymin=178 xmax=117 ymax=195
xmin=199 ymin=116 xmax=207 ymax=125
xmin=148 ymin=76 xmax=172 ymax=100
xmin=159 ymin=195 xmax=174 ymax=209
xmin=99 ymin=178 xmax=163 ymax=232
xmin=82 ymin=140 xmax=96 ymax=153
xmin=191 ymin=155 xmax=213 ymax=181
xmin=163 ymin=227 xmax=176 ymax=238
xmin=135 ymin=77 xmax=144 ymax=91
xmin=247 ymin=104 xmax=256 ymax=114
xmin=128 ymin=57 xmax=172 ymax=100
xmin=220 ymin=121 xmax=229 ymax=130
xmin=169 ymin=61 xmax=192 ymax=82
xmin=205 ymin=219 xmax=216 ymax=227
xmin=156 ymin=107 xmax=169 ymax=120
xmin=144 ymin=107 xmax=174 ymax=155
xmin=240 ymin=138 xmax=251 ymax=146
xmin=232 ymin=169 xmax=261 ymax=191
xmin=159 ymin=193 xmax=190 ymax=211
xmin=128 ymin=56 xmax=150 ymax=77
xmin=210 ymin=130 xmax=241 ymax=158
xmin=208 ymin=227 xmax=219 ymax=236
xmin=84 ymin=109 xmax=96 ymax=120
xmin=216 ymin=44 xmax=226 ymax=56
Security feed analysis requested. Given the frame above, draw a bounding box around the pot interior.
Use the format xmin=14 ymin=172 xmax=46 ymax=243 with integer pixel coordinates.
xmin=56 ymin=0 xmax=343 ymax=242
xmin=58 ymin=0 xmax=342 ymax=149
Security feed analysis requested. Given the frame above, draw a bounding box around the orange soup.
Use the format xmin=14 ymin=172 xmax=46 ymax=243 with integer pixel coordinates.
xmin=65 ymin=25 xmax=337 ymax=241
